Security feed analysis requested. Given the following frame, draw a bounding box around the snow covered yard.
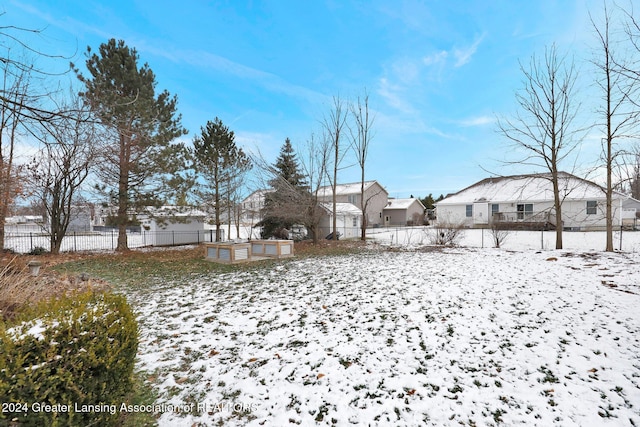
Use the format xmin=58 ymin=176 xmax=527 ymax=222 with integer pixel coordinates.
xmin=128 ymin=248 xmax=640 ymax=426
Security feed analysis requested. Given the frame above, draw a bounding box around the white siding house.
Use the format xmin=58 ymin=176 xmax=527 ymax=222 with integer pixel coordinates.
xmin=240 ymin=189 xmax=271 ymax=224
xmin=139 ymin=207 xmax=210 ymax=246
xmin=318 ymin=202 xmax=362 ymax=239
xmin=435 ymin=172 xmax=640 ymax=231
xmin=316 ymin=180 xmax=388 ymax=227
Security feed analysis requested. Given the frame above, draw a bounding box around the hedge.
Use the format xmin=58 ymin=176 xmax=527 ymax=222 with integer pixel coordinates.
xmin=0 ymin=291 xmax=138 ymax=427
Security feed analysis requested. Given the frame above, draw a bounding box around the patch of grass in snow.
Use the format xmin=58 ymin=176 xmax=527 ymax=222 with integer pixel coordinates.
xmin=120 ymin=371 xmax=160 ymax=427
xmin=537 ymin=365 xmax=559 ymax=384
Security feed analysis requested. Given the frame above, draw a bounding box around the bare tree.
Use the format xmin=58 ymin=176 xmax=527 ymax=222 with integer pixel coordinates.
xmin=322 ymin=96 xmax=350 ymax=241
xmin=0 ymin=53 xmax=31 ymax=250
xmin=302 ymin=133 xmax=331 ymax=243
xmin=497 ymin=44 xmax=582 ymax=249
xmin=630 ymin=143 xmax=640 ymax=199
xmin=590 ymin=4 xmax=639 ymax=251
xmin=27 ymin=92 xmax=96 ymax=254
xmin=488 ymin=221 xmax=510 ymax=249
xmin=350 ymin=89 xmax=375 ymax=241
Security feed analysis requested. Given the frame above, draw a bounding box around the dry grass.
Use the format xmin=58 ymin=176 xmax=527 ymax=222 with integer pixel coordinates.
xmin=1 ymin=241 xmax=368 ymax=320
xmin=0 ymin=254 xmax=111 ymax=321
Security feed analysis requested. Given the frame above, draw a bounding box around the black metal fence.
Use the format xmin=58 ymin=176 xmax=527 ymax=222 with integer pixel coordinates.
xmin=3 ymin=229 xmax=223 ymax=254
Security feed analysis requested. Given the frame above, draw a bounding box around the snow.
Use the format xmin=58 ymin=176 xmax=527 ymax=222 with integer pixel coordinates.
xmin=436 ymin=173 xmax=623 ymax=204
xmin=126 ymin=237 xmax=640 ymax=426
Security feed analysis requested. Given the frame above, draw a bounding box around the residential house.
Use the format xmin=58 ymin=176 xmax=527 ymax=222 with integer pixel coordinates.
xmin=318 ymin=202 xmax=362 ymax=239
xmin=383 ymin=198 xmax=426 ymax=226
xmin=240 ymin=189 xmax=272 ymax=224
xmin=139 ymin=206 xmax=212 ymax=245
xmin=435 ymin=172 xmax=640 ymax=231
xmin=316 ymin=180 xmax=388 ymax=227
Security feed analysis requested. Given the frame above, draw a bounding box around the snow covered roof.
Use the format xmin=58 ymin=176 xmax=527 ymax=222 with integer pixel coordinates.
xmin=384 ymin=198 xmax=425 ymax=210
xmin=242 ymin=189 xmax=273 ymax=203
xmin=144 ymin=206 xmax=208 ymax=218
xmin=317 ymin=180 xmax=387 ymax=197
xmin=437 ymin=172 xmax=626 ymax=205
xmin=319 ymin=202 xmax=362 ymax=216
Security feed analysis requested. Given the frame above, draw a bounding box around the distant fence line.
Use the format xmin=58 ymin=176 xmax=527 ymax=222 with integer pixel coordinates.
xmin=3 ymin=229 xmax=225 ymax=254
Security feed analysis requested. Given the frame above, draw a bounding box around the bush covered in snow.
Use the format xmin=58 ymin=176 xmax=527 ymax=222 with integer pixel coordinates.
xmin=0 ymin=291 xmax=138 ymax=427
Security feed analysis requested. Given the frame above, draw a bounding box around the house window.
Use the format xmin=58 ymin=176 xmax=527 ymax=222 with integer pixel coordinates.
xmin=517 ymin=203 xmax=533 ymax=220
xmin=348 ymin=194 xmax=359 ymax=205
xmin=586 ymin=200 xmax=597 ymax=215
xmin=465 ymin=205 xmax=473 ymax=217
xmin=352 ymin=217 xmax=357 ymax=227
xmin=491 ymin=204 xmax=499 ymax=215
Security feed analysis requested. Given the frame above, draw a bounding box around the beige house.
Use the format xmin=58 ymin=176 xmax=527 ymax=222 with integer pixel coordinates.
xmin=316 ymin=180 xmax=388 ymax=227
xmin=383 ymin=198 xmax=426 ymax=226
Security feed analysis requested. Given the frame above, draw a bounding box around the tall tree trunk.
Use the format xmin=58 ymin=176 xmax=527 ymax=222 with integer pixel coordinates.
xmin=332 ymin=144 xmax=338 ymax=241
xmin=215 ymin=179 xmax=221 ymax=242
xmin=360 ymin=172 xmax=366 ymax=241
xmin=117 ymin=135 xmax=129 ymax=251
xmin=551 ymin=168 xmax=563 ymax=250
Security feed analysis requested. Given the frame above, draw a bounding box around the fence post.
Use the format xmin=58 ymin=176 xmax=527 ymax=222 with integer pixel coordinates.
xmin=620 ymin=225 xmax=623 ymax=251
xmin=111 ymin=230 xmax=114 ymax=251
xmin=74 ymin=231 xmax=77 ymax=252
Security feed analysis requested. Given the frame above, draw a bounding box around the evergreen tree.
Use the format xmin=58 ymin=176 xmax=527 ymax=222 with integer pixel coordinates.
xmin=259 ymin=138 xmax=309 ymax=239
xmin=420 ymin=193 xmax=436 ymax=210
xmin=74 ymin=38 xmax=187 ymax=251
xmin=272 ymin=138 xmax=307 ymax=188
xmin=192 ymin=118 xmax=247 ymax=242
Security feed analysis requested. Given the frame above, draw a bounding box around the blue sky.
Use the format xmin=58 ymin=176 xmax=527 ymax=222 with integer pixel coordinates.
xmin=4 ymin=0 xmax=610 ymax=199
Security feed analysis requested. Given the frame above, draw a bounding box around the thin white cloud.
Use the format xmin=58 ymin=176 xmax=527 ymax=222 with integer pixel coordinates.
xmin=453 ymin=34 xmax=485 ymax=67
xmin=377 ymin=77 xmax=415 ymax=114
xmin=144 ymin=45 xmax=327 ymax=106
xmin=460 ymin=115 xmax=495 ymax=127
xmin=423 ymin=50 xmax=448 ymax=66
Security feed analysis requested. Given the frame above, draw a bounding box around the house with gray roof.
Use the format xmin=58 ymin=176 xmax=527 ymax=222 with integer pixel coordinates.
xmin=435 ymin=172 xmax=640 ymax=230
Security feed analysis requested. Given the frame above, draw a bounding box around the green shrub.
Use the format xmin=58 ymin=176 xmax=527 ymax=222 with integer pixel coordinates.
xmin=0 ymin=291 xmax=138 ymax=427
xmin=27 ymin=246 xmax=48 ymax=256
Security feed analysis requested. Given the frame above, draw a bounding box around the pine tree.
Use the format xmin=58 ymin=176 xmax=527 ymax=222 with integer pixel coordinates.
xmin=259 ymin=138 xmax=309 ymax=239
xmin=192 ymin=118 xmax=247 ymax=242
xmin=272 ymin=138 xmax=307 ymax=188
xmin=74 ymin=38 xmax=187 ymax=251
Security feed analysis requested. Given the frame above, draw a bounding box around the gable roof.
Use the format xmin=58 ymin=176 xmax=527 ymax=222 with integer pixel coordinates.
xmin=384 ymin=198 xmax=426 ymax=210
xmin=317 ymin=180 xmax=388 ymax=197
xmin=319 ymin=202 xmax=362 ymax=216
xmin=436 ymin=172 xmax=627 ymax=205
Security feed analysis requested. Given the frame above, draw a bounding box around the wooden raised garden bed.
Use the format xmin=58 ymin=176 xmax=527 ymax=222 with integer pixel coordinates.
xmin=204 ymin=242 xmax=251 ymax=264
xmin=250 ymin=240 xmax=294 ymax=258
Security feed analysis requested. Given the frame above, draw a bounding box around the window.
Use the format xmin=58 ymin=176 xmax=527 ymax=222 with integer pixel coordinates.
xmin=586 ymin=200 xmax=597 ymax=215
xmin=352 ymin=217 xmax=357 ymax=227
xmin=516 ymin=203 xmax=533 ymax=220
xmin=348 ymin=194 xmax=359 ymax=205
xmin=465 ymin=205 xmax=473 ymax=217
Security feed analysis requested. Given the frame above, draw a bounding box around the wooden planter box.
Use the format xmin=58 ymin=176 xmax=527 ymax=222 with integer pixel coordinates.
xmin=204 ymin=242 xmax=251 ymax=264
xmin=251 ymin=240 xmax=294 ymax=258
